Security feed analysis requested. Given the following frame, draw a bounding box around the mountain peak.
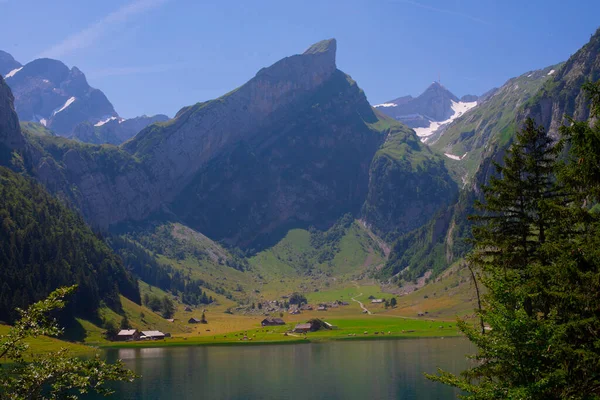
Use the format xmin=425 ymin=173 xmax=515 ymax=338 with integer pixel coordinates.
xmin=301 ymin=39 xmax=337 ymax=71
xmin=0 ymin=50 xmax=22 ymax=77
xmin=422 ymin=81 xmax=459 ymax=102
xmin=303 ymin=38 xmax=337 ymax=56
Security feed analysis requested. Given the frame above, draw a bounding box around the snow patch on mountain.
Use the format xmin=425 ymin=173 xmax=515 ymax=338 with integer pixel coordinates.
xmin=374 ymin=103 xmax=398 ymax=108
xmin=95 ymin=116 xmax=119 ymax=127
xmin=52 ymin=97 xmax=76 ymax=116
xmin=547 ymin=69 xmax=556 ymax=76
xmin=413 ymin=100 xmax=477 ymax=142
xmin=5 ymin=67 xmax=22 ymax=78
xmin=444 ymin=152 xmax=468 ymax=160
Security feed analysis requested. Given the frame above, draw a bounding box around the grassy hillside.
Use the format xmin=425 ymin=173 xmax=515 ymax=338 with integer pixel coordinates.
xmin=249 ymin=218 xmax=385 ymax=297
xmin=362 ymin=115 xmax=458 ymax=241
xmin=19 ymin=121 xmax=55 ymax=137
xmin=0 ymin=324 xmax=95 ymax=358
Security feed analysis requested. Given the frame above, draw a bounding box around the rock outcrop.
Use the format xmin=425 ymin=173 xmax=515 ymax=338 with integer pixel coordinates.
xmin=125 ymin=39 xmax=340 ymax=202
xmin=522 ymin=28 xmax=600 ymax=137
xmin=0 ymin=75 xmax=26 ymax=165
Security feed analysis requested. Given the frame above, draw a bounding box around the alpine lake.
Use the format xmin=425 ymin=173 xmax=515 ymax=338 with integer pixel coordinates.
xmin=89 ymin=337 xmax=472 ymax=400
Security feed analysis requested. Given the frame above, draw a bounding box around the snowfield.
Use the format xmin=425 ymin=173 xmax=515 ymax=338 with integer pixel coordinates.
xmin=95 ymin=116 xmax=119 ymax=127
xmin=413 ymin=100 xmax=477 ymax=141
xmin=5 ymin=67 xmax=22 ymax=78
xmin=444 ymin=152 xmax=468 ymax=161
xmin=374 ymin=103 xmax=398 ymax=108
xmin=52 ymin=97 xmax=76 ymax=116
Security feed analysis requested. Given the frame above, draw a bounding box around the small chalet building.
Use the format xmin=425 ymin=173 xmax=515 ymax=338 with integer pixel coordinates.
xmin=293 ymin=323 xmax=312 ymax=333
xmin=116 ymin=329 xmax=140 ymax=341
xmin=140 ymin=330 xmax=166 ymax=340
xmin=188 ymin=317 xmax=203 ymax=324
xmin=371 ymin=299 xmax=384 ymax=304
xmin=317 ymin=305 xmax=327 ymax=311
xmin=324 ymin=322 xmax=338 ymax=330
xmin=289 ymin=309 xmax=301 ymax=315
xmin=184 ymin=306 xmax=193 ymax=312
xmin=261 ymin=318 xmax=285 ymax=326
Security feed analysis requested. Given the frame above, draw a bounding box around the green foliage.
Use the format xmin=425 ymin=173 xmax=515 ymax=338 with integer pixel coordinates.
xmin=308 ymin=213 xmax=354 ymax=265
xmin=428 ymin=85 xmax=600 ymax=399
xmin=0 ymin=286 xmax=136 ymax=399
xmin=0 ymin=167 xmax=139 ymax=323
xmin=161 ymin=296 xmax=175 ymax=319
xmin=108 ymin=235 xmax=215 ymax=306
xmin=363 ymin=120 xmax=458 ymax=241
xmin=120 ymin=315 xmax=130 ymax=330
xmin=288 ymin=293 xmax=307 ymax=306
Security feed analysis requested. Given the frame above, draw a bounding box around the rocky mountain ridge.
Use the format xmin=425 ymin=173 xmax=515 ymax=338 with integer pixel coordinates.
xmin=3 ymin=55 xmax=117 ymax=135
xmin=72 ymin=114 xmax=170 ymax=145
xmin=0 ymin=39 xmax=455 ymax=250
xmin=375 ymin=82 xmax=478 ymax=142
xmin=1 ymin=50 xmax=167 ymax=143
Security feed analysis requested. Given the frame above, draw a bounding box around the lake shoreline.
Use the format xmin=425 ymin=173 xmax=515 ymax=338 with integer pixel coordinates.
xmin=97 ymin=332 xmax=461 ymax=350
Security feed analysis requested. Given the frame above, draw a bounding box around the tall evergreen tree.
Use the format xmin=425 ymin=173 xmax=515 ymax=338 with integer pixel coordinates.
xmin=427 ymin=115 xmax=578 ymax=398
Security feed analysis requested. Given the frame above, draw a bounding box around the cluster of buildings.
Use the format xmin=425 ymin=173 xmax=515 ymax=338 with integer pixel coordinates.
xmin=116 ymin=329 xmax=168 ymax=341
xmin=292 ymin=320 xmax=338 ymax=333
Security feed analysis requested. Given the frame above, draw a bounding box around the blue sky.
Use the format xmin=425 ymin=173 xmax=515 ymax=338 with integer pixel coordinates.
xmin=1 ymin=0 xmax=599 ymax=118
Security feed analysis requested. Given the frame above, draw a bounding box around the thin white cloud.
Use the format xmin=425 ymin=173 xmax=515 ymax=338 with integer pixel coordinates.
xmin=39 ymin=0 xmax=168 ymax=58
xmin=390 ymin=0 xmax=491 ymax=26
xmin=88 ymin=63 xmax=190 ymax=78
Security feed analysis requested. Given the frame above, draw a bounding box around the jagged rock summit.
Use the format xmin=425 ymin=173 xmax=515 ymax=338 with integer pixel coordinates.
xmin=3 ymin=55 xmax=117 ymax=135
xmin=375 ymin=81 xmax=478 ymax=142
xmin=125 ymin=38 xmax=343 ymax=201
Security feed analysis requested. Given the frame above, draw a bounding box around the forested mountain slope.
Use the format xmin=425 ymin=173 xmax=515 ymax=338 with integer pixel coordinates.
xmin=0 ymin=166 xmax=139 ymax=323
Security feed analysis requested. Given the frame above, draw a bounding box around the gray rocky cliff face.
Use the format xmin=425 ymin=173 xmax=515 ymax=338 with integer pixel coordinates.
xmin=18 ymin=39 xmax=363 ymax=233
xmin=124 ymin=39 xmax=339 ymax=205
xmin=0 ymin=75 xmax=26 ymax=164
xmin=2 ymin=39 xmax=447 ymax=251
xmin=522 ymin=29 xmax=600 ymax=137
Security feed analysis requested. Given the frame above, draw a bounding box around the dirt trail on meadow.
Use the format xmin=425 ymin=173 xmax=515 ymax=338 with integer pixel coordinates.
xmin=351 ymin=292 xmax=372 ymax=315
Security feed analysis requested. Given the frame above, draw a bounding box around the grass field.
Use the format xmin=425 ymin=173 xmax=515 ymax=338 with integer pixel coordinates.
xmin=0 ymin=324 xmax=97 ymax=359
xmin=100 ymin=313 xmax=459 ymax=349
